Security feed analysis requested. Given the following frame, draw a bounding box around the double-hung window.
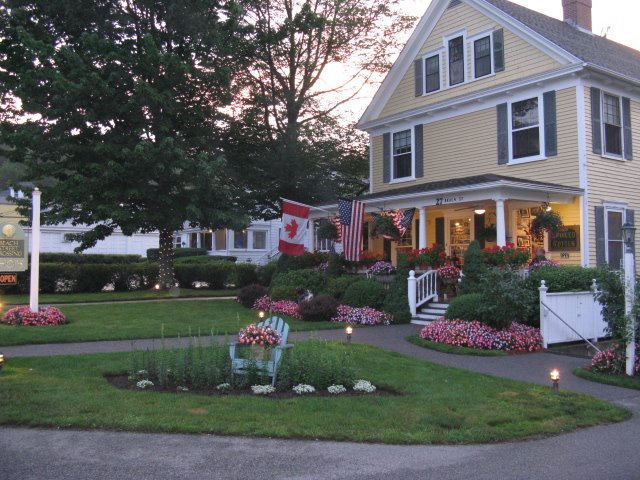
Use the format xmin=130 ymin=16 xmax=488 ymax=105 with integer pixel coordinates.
xmin=252 ymin=231 xmax=267 ymax=250
xmin=602 ymin=93 xmax=623 ymax=156
xmin=392 ymin=129 xmax=412 ymax=179
xmin=448 ymin=36 xmax=464 ymax=86
xmin=511 ymin=97 xmax=540 ymax=159
xmin=605 ymin=209 xmax=624 ymax=268
xmin=233 ymin=230 xmax=247 ymax=249
xmin=424 ymin=54 xmax=440 ymax=93
xmin=473 ymin=36 xmax=492 ymax=78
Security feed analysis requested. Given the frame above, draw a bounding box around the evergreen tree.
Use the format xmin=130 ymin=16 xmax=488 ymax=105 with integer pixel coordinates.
xmin=460 ymin=241 xmax=488 ymax=294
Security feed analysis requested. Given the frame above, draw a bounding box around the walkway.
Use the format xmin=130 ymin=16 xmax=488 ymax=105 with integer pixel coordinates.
xmin=2 ymin=324 xmax=639 ymax=479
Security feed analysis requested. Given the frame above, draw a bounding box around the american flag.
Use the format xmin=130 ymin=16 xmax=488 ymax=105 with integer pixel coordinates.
xmin=330 ymin=216 xmax=342 ymax=243
xmin=338 ymin=198 xmax=365 ymax=261
xmin=392 ymin=208 xmax=416 ymax=238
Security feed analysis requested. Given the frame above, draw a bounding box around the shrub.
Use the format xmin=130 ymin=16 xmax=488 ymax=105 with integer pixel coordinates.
xmin=331 ymin=305 xmax=393 ymax=325
xmin=146 ymin=247 xmax=206 ymax=261
xmin=325 ymin=252 xmax=344 ymax=277
xmin=298 ymin=295 xmax=340 ymax=322
xmin=175 ymin=255 xmax=237 ymax=264
xmin=460 ymin=241 xmax=487 ymax=294
xmin=382 ymin=257 xmax=411 ymax=324
xmin=591 ymin=343 xmax=639 ymax=375
xmin=233 ymin=263 xmax=258 ymax=287
xmin=324 ymin=275 xmax=363 ymax=300
xmin=38 ymin=253 xmax=142 ymax=264
xmin=256 ymin=261 xmax=278 ymax=287
xmin=253 ymin=296 xmax=301 ymax=319
xmin=174 ymin=262 xmax=234 ymax=289
xmin=593 ymin=267 xmax=626 ymax=339
xmin=269 ymin=285 xmax=298 ymax=301
xmin=237 ymin=284 xmax=269 ymax=308
xmin=419 ymin=319 xmax=542 ymax=352
xmin=271 ymin=269 xmax=326 ymax=295
xmin=2 ymin=305 xmax=67 ymax=326
xmin=342 ymin=279 xmax=385 ymax=309
xmin=445 ymin=293 xmax=484 ymax=322
xmin=74 ymin=264 xmax=114 ymax=293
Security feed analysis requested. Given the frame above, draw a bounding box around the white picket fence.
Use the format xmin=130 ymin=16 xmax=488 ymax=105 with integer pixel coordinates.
xmin=538 ymin=280 xmax=608 ymax=348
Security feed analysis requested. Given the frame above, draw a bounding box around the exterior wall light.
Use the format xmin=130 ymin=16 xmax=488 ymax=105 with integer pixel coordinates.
xmin=474 ymin=208 xmax=486 ymax=215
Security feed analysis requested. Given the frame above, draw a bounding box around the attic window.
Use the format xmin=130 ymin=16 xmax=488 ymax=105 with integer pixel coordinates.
xmin=448 ymin=36 xmax=464 ymax=86
xmin=473 ymin=36 xmax=492 ymax=78
xmin=424 ymin=54 xmax=441 ymax=93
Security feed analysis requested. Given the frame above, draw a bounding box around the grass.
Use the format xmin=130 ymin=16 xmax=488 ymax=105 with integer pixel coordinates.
xmin=0 ymin=342 xmax=628 ymax=444
xmin=407 ymin=335 xmax=508 ymax=356
xmin=0 ymin=288 xmax=236 ymax=306
xmin=0 ymin=300 xmax=341 ymax=346
xmin=573 ymin=367 xmax=640 ymax=390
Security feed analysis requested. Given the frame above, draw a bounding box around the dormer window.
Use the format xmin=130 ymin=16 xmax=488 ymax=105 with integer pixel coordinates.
xmin=448 ymin=36 xmax=464 ymax=86
xmin=425 ymin=54 xmax=441 ymax=93
xmin=473 ymin=36 xmax=492 ymax=78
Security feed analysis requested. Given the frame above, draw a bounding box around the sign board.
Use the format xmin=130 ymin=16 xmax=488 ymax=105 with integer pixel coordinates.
xmin=549 ymin=225 xmax=580 ymax=252
xmin=0 ymin=223 xmax=28 ymax=272
xmin=0 ymin=273 xmax=18 ymax=285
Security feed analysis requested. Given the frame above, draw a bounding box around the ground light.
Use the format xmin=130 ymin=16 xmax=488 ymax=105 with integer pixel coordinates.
xmin=257 ymin=310 xmax=265 ymax=320
xmin=550 ymin=369 xmax=560 ymax=393
xmin=154 ymin=283 xmax=161 ymax=290
xmin=0 ymin=353 xmax=4 ymax=373
xmin=345 ymin=325 xmax=353 ymax=344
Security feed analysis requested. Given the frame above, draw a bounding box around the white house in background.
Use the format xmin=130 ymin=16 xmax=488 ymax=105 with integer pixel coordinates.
xmin=2 ymin=187 xmax=159 ymax=257
xmin=174 ymin=219 xmax=283 ymax=265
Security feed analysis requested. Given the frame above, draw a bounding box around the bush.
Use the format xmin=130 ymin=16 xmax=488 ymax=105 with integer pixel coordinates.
xmin=323 ymin=275 xmax=363 ymax=300
xmin=331 ymin=305 xmax=393 ymax=325
xmin=174 ymin=262 xmax=235 ymax=289
xmin=298 ymin=295 xmax=339 ymax=322
xmin=269 ymin=285 xmax=298 ymax=301
xmin=342 ymin=279 xmax=385 ymax=309
xmin=445 ymin=293 xmax=484 ymax=322
xmin=2 ymin=305 xmax=67 ymax=326
xmin=271 ymin=270 xmax=326 ymax=295
xmin=74 ymin=264 xmax=116 ymax=293
xmin=146 ymin=247 xmax=206 ymax=261
xmin=233 ymin=263 xmax=258 ymax=287
xmin=237 ymin=284 xmax=269 ymax=308
xmin=175 ymin=255 xmax=237 ymax=264
xmin=593 ymin=267 xmax=626 ymax=339
xmin=460 ymin=241 xmax=487 ymax=294
xmin=382 ymin=257 xmax=411 ymax=324
xmin=38 ymin=253 xmax=142 ymax=264
xmin=591 ymin=343 xmax=639 ymax=375
xmin=256 ymin=261 xmax=278 ymax=287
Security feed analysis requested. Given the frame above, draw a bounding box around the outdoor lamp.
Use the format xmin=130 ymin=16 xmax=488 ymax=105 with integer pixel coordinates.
xmin=154 ymin=283 xmax=161 ymax=290
xmin=258 ymin=310 xmax=266 ymax=319
xmin=474 ymin=208 xmax=486 ymax=215
xmin=345 ymin=325 xmax=353 ymax=344
xmin=622 ymin=222 xmax=636 ymax=251
xmin=0 ymin=354 xmax=4 ymax=372
xmin=550 ymin=369 xmax=560 ymax=393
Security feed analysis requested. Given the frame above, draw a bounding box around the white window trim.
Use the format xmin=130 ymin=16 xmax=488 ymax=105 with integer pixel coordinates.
xmin=390 ymin=126 xmax=415 ymax=182
xmin=444 ymin=31 xmax=467 ymax=88
xmin=231 ymin=229 xmax=248 ymax=250
xmin=250 ymin=230 xmax=268 ymax=251
xmin=603 ymin=204 xmax=626 ymax=267
xmin=507 ymin=93 xmax=547 ymax=164
xmin=469 ymin=30 xmax=495 ymax=80
xmin=421 ymin=49 xmax=443 ymax=96
xmin=600 ymin=90 xmax=626 ymax=161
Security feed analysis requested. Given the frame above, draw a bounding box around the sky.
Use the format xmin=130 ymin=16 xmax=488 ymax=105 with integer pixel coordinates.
xmin=336 ymin=0 xmax=639 ymax=121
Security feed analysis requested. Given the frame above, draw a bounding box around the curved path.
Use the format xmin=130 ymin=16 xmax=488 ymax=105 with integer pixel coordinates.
xmin=2 ymin=324 xmax=639 ymax=479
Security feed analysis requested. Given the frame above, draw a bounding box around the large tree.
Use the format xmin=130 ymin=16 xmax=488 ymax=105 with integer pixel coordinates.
xmin=0 ymin=0 xmax=252 ymax=288
xmin=228 ymin=0 xmax=415 ymax=215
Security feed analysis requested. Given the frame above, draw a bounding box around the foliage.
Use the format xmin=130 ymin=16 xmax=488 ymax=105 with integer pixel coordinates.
xmin=233 ymin=263 xmax=258 ymax=288
xmin=356 ymin=250 xmax=384 ymax=267
xmin=591 ymin=343 xmax=640 ymax=375
xmin=0 ymin=0 xmax=251 ymax=288
xmin=323 ymin=276 xmax=364 ymax=300
xmin=407 ymin=336 xmax=507 ymax=356
xmin=382 ymin=257 xmax=412 ymax=324
xmin=1 ymin=305 xmax=67 ymax=326
xmin=367 ymin=261 xmax=396 ymax=275
xmin=437 ymin=264 xmax=461 ymax=280
xmin=419 ymin=320 xmax=543 ymax=353
xmin=298 ymin=295 xmax=340 ymax=322
xmin=404 ymin=244 xmax=446 ymax=268
xmin=237 ymin=284 xmax=269 ymax=309
xmin=174 ymin=255 xmax=237 ymax=264
xmin=370 ymin=215 xmax=400 ymax=240
xmin=38 ymin=253 xmax=142 ymax=264
xmin=147 ymin=248 xmax=207 ymax=262
xmin=481 ymin=242 xmax=530 ymax=267
xmin=593 ymin=267 xmax=627 ymax=340
xmin=528 ymin=259 xmax=561 ymax=272
xmin=460 ymin=241 xmax=488 ymax=294
xmin=276 ymin=341 xmax=356 ymax=392
xmin=316 ymin=219 xmax=339 ymax=241
xmin=342 ymin=280 xmax=386 ymax=309
xmin=269 ymin=285 xmax=299 ymax=301
xmin=331 ymin=305 xmax=393 ymax=326
xmin=174 ymin=262 xmax=235 ymax=289
xmin=238 ymin=324 xmax=282 ymax=348
xmin=325 ymin=253 xmax=345 ymax=277
xmin=271 ymin=270 xmax=327 ymax=296
xmin=256 ymin=261 xmax=278 ymax=287
xmin=530 ymin=210 xmax=563 ymax=241
xmin=445 ymin=294 xmax=485 ymax=322
xmin=253 ymin=296 xmax=302 ymax=319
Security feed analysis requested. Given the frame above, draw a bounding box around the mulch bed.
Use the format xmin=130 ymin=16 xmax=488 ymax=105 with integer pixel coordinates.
xmin=105 ymin=373 xmax=403 ymax=398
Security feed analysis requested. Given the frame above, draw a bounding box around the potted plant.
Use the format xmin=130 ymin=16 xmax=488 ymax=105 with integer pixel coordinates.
xmin=316 ymin=218 xmax=339 ymax=242
xmin=238 ymin=323 xmax=282 ymax=360
xmin=529 ymin=210 xmax=563 ymax=241
xmin=371 ymin=215 xmax=400 ymax=241
xmin=367 ymin=260 xmax=396 ymax=285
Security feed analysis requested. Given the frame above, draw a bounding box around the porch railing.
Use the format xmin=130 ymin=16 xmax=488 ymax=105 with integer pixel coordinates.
xmin=408 ymin=270 xmax=438 ymax=317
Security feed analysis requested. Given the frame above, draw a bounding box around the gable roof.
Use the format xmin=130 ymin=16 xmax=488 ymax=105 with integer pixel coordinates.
xmin=484 ymin=0 xmax=640 ymax=81
xmin=358 ymin=0 xmax=640 ymax=128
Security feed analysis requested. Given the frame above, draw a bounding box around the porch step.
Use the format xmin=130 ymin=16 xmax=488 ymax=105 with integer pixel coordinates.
xmin=411 ymin=301 xmax=449 ymax=325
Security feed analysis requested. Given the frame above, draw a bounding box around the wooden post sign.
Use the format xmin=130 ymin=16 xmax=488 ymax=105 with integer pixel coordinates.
xmin=0 ymin=223 xmax=28 ymax=272
xmin=549 ymin=225 xmax=580 ymax=252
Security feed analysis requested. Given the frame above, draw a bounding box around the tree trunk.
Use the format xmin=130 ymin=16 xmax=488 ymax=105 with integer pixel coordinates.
xmin=158 ymin=229 xmax=175 ymax=290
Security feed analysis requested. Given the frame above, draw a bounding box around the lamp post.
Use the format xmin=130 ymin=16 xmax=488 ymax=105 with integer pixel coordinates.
xmin=622 ymin=222 xmax=636 ymax=377
xmin=345 ymin=325 xmax=353 ymax=344
xmin=550 ymin=369 xmax=560 ymax=394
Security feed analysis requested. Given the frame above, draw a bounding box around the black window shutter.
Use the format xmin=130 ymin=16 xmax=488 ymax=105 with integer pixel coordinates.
xmin=492 ymin=29 xmax=504 ymax=72
xmin=543 ymin=90 xmax=557 ymax=157
xmin=382 ymin=133 xmax=391 ymax=183
xmin=595 ymin=206 xmax=606 ymax=266
xmin=414 ymin=59 xmax=423 ymax=97
xmin=591 ymin=87 xmax=602 ymax=154
xmin=497 ymin=103 xmax=509 ymax=164
xmin=622 ymin=97 xmax=633 ymax=160
xmin=414 ymin=124 xmax=424 ymax=178
xmin=626 ymin=209 xmax=635 ymax=228
xmin=435 ymin=217 xmax=445 ymax=247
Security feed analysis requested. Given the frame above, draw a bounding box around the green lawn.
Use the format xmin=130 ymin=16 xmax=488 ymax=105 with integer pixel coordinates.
xmin=407 ymin=335 xmax=508 ymax=356
xmin=0 ymin=342 xmax=628 ymax=444
xmin=0 ymin=300 xmax=341 ymax=346
xmin=573 ymin=367 xmax=640 ymax=390
xmin=0 ymin=288 xmax=236 ymax=306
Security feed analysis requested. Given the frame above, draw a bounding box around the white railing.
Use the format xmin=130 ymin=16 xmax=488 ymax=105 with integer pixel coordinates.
xmin=255 ymin=247 xmax=281 ymax=265
xmin=408 ymin=270 xmax=438 ymax=317
xmin=539 ymin=279 xmax=608 ymax=348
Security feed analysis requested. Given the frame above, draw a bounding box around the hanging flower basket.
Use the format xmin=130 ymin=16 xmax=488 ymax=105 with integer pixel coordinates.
xmin=481 ymin=224 xmax=497 ymax=242
xmin=529 ymin=210 xmax=563 ymax=241
xmin=317 ymin=218 xmax=339 ymax=241
xmin=371 ymin=215 xmax=400 ymax=241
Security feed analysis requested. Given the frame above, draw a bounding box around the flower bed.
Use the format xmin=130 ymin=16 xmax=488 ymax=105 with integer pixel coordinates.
xmin=253 ymin=296 xmax=301 ymax=319
xmin=331 ymin=305 xmax=393 ymax=326
xmin=1 ymin=305 xmax=67 ymax=326
xmin=591 ymin=343 xmax=640 ymax=375
xmin=482 ymin=242 xmax=530 ymax=267
xmin=419 ymin=319 xmax=542 ymax=353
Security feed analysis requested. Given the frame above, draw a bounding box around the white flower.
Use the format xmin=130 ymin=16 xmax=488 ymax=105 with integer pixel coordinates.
xmin=292 ymin=384 xmax=316 ymax=395
xmin=251 ymin=384 xmax=276 ymax=395
xmin=137 ymin=369 xmax=148 ymax=377
xmin=136 ymin=379 xmax=154 ymax=389
xmin=327 ymin=384 xmax=347 ymax=395
xmin=216 ymin=383 xmax=231 ymax=391
xmin=176 ymin=386 xmax=189 ymax=392
xmin=353 ymin=379 xmax=376 ymax=393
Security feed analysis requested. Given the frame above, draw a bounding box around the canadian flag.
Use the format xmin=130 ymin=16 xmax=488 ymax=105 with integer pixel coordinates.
xmin=279 ymin=199 xmax=310 ymax=256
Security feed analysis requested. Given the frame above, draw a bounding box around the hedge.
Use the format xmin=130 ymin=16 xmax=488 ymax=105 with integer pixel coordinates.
xmin=38 ymin=253 xmax=143 ymax=264
xmin=146 ymin=247 xmax=206 ymax=261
